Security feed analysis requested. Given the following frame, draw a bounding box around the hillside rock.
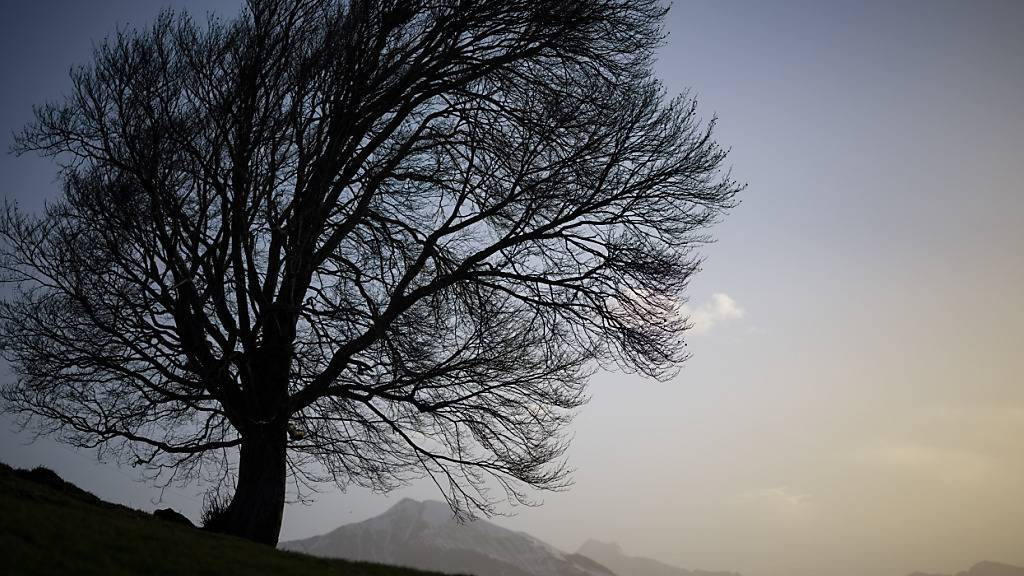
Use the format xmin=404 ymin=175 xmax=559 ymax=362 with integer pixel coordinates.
xmin=153 ymin=507 xmax=195 ymax=528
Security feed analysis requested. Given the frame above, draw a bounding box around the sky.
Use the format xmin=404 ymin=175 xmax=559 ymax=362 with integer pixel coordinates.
xmin=1 ymin=2 xmax=1023 ymax=576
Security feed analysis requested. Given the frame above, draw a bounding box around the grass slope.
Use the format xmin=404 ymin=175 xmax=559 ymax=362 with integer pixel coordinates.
xmin=0 ymin=463 xmax=458 ymax=576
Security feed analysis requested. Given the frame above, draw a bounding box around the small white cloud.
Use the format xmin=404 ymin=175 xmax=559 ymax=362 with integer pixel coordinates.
xmin=608 ymin=291 xmax=746 ymax=336
xmin=682 ymin=293 xmax=745 ymax=335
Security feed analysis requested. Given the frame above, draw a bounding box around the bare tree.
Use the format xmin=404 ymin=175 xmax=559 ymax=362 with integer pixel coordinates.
xmin=0 ymin=0 xmax=739 ymax=545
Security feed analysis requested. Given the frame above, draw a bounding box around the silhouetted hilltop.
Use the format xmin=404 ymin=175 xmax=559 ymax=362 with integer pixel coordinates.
xmin=0 ymin=462 xmax=456 ymax=576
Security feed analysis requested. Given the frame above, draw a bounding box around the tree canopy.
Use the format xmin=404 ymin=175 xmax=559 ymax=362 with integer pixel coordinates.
xmin=0 ymin=0 xmax=739 ymax=544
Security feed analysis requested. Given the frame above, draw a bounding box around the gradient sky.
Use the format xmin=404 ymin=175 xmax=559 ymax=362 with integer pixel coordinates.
xmin=2 ymin=3 xmax=1023 ymax=576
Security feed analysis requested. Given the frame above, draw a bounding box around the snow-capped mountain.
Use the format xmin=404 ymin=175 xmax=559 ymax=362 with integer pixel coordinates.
xmin=280 ymin=499 xmax=615 ymax=576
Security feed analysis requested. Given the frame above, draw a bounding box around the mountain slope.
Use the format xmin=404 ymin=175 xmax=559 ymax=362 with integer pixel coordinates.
xmin=281 ymin=499 xmax=614 ymax=576
xmin=577 ymin=539 xmax=741 ymax=576
xmin=910 ymin=562 xmax=1024 ymax=576
xmin=0 ymin=462 xmax=453 ymax=576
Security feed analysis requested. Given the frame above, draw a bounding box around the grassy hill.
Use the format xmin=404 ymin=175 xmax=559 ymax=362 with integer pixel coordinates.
xmin=0 ymin=462 xmax=459 ymax=576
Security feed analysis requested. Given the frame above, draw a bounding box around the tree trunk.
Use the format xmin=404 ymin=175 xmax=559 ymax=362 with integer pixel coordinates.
xmin=208 ymin=424 xmax=288 ymax=546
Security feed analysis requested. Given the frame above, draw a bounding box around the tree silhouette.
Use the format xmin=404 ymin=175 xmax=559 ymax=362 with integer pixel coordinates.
xmin=0 ymin=0 xmax=739 ymax=545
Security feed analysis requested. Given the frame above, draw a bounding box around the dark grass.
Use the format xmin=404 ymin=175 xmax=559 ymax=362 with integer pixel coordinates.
xmin=0 ymin=463 xmax=462 ymax=576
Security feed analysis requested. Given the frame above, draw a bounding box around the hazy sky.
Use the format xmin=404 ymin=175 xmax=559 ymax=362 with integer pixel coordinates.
xmin=2 ymin=3 xmax=1023 ymax=576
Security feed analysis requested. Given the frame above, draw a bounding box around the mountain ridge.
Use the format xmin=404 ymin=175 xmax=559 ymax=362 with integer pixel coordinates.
xmin=281 ymin=498 xmax=614 ymax=576
xmin=281 ymin=497 xmax=1024 ymax=576
xmin=576 ymin=538 xmax=741 ymax=576
xmin=909 ymin=561 xmax=1024 ymax=576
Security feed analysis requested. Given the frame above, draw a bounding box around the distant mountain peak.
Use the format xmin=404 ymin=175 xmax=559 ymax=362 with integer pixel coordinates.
xmin=385 ymin=497 xmax=451 ymax=510
xmin=281 ymin=501 xmax=614 ymax=576
xmin=908 ymin=561 xmax=1024 ymax=576
xmin=579 ymin=539 xmax=624 ymax=556
xmin=970 ymin=561 xmax=1024 ymax=573
xmin=577 ymin=539 xmax=741 ymax=576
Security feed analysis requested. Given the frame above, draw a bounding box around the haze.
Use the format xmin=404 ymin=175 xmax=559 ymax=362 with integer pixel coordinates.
xmin=2 ymin=2 xmax=1022 ymax=576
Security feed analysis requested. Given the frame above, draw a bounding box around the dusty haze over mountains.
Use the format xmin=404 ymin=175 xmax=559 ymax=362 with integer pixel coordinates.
xmin=281 ymin=501 xmax=1024 ymax=576
xmin=2 ymin=2 xmax=1023 ymax=576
